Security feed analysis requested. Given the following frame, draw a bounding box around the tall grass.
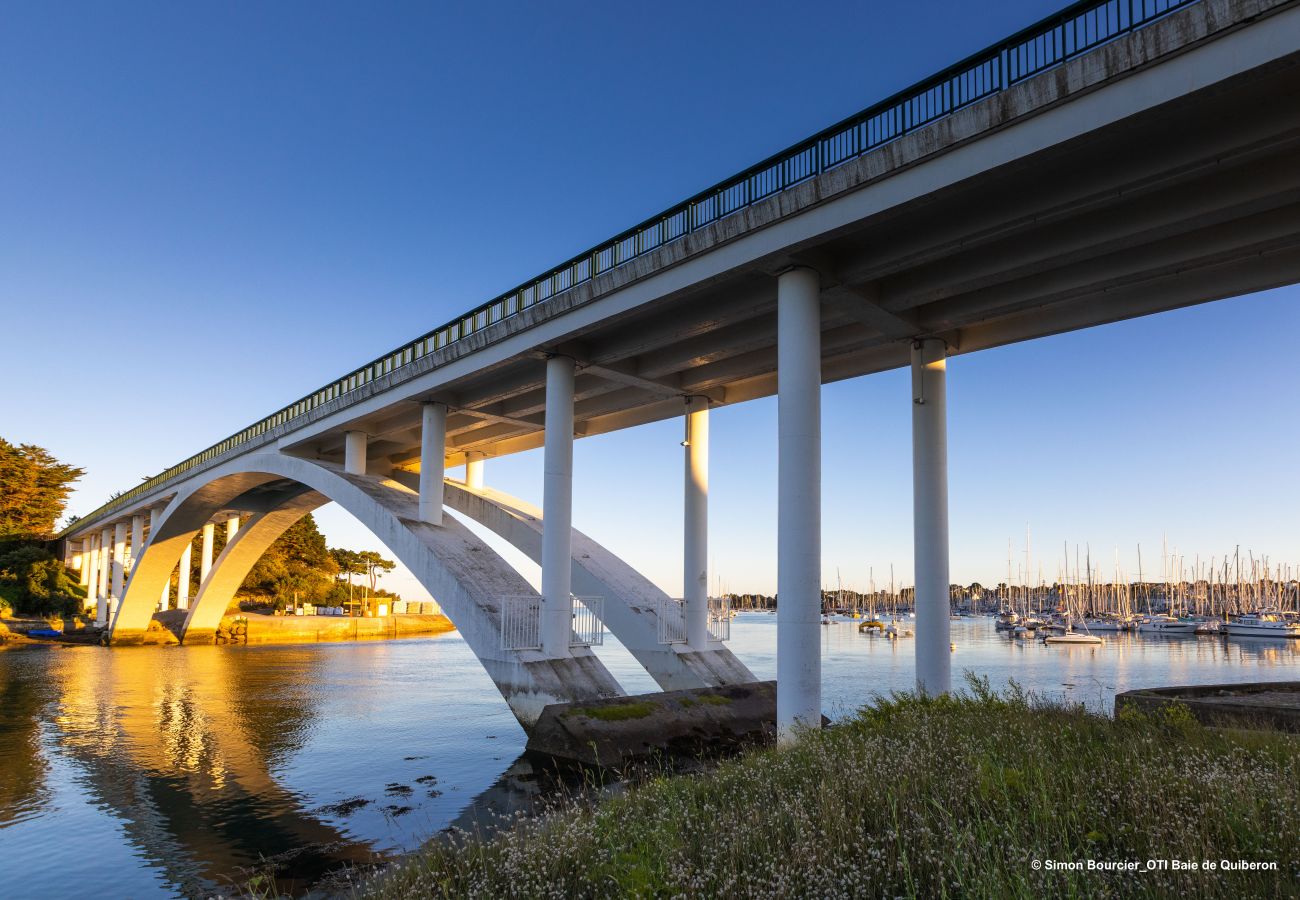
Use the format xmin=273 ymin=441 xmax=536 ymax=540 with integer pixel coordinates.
xmin=356 ymin=679 xmax=1300 ymax=898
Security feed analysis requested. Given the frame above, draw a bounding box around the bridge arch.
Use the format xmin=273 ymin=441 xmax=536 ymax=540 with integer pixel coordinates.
xmin=113 ymin=452 xmax=624 ymax=727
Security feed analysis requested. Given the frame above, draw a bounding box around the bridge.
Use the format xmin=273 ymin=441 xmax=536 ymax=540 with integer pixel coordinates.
xmin=60 ymin=0 xmax=1300 ymax=741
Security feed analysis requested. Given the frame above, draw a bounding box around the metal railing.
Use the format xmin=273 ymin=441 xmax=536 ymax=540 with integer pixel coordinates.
xmin=499 ymin=595 xmax=605 ymax=650
xmin=708 ymin=596 xmax=732 ymax=643
xmin=658 ymin=596 xmax=732 ymax=643
xmin=657 ymin=597 xmax=688 ymax=644
xmin=500 ymin=595 xmax=542 ymax=651
xmin=67 ymin=0 xmax=1202 ymax=533
xmin=570 ymin=596 xmax=605 ymax=648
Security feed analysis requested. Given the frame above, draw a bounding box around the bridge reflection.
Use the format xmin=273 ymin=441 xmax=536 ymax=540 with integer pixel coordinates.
xmin=44 ymin=646 xmax=376 ymax=894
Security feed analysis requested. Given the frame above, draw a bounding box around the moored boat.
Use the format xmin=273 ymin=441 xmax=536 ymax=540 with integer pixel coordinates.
xmin=1224 ymin=611 xmax=1300 ymax=639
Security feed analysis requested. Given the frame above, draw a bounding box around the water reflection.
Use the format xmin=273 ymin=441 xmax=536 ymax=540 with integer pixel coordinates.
xmin=0 ymin=615 xmax=1296 ymax=898
xmin=41 ymin=645 xmax=373 ymax=896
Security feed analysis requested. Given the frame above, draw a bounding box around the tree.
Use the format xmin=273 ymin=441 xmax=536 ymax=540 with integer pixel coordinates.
xmin=239 ymin=515 xmax=339 ymax=610
xmin=0 ymin=544 xmax=85 ymax=616
xmin=358 ymin=550 xmax=396 ymax=594
xmin=0 ymin=439 xmax=84 ymax=539
xmin=329 ymin=547 xmax=366 ymax=601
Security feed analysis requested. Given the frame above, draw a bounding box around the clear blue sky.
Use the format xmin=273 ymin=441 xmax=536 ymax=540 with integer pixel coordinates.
xmin=3 ymin=0 xmax=1296 ymax=599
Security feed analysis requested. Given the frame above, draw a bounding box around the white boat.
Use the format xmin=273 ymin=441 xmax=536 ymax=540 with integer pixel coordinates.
xmin=1044 ymin=632 xmax=1103 ymax=645
xmin=1224 ymin=611 xmax=1300 ymax=639
xmin=1136 ymin=615 xmax=1198 ymax=634
xmin=1081 ymin=617 xmax=1127 ymax=632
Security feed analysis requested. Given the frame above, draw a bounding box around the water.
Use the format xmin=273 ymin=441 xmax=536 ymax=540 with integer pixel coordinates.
xmin=1 ymin=615 xmax=1296 ymax=898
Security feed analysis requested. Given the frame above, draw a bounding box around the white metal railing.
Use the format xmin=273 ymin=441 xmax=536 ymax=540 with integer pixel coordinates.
xmin=657 ymin=596 xmax=731 ymax=643
xmin=500 ymin=595 xmax=605 ymax=650
xmin=657 ymin=597 xmax=688 ymax=644
xmin=709 ymin=596 xmax=731 ymax=642
xmin=571 ymin=596 xmax=605 ymax=648
xmin=500 ymin=595 xmax=541 ymax=651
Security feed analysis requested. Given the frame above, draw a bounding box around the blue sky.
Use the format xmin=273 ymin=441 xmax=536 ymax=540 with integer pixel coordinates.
xmin=3 ymin=0 xmax=1296 ymax=599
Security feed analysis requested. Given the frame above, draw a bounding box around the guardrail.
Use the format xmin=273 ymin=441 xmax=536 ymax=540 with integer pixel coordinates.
xmin=570 ymin=596 xmax=605 ymax=648
xmin=67 ymin=0 xmax=1200 ymax=533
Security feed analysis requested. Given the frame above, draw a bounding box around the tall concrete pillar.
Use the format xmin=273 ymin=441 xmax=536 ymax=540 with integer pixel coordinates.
xmin=540 ymin=355 xmax=575 ymax=657
xmin=200 ymin=522 xmax=215 ymax=585
xmin=776 ymin=266 xmax=822 ymax=744
xmin=344 ymin=430 xmax=367 ymax=476
xmin=419 ymin=402 xmax=447 ymax=525
xmin=465 ymin=451 xmax=485 ymax=490
xmin=912 ymin=338 xmax=951 ymax=695
xmin=177 ymin=542 xmax=193 ymax=610
xmin=130 ymin=515 xmax=144 ymax=572
xmin=226 ymin=514 xmax=240 ymax=542
xmin=151 ymin=507 xmax=168 ymax=610
xmin=110 ymin=521 xmax=127 ymax=623
xmin=78 ymin=539 xmax=90 ymax=587
xmin=97 ymin=528 xmax=111 ymax=625
xmin=683 ymin=395 xmax=710 ymax=649
xmin=86 ymin=536 xmax=100 ymax=616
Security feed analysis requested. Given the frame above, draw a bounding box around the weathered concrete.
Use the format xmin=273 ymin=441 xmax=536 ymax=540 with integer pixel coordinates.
xmin=411 ymin=475 xmax=758 ymax=690
xmin=526 ymin=680 xmax=779 ymax=767
xmin=110 ymin=453 xmax=627 ymax=728
xmin=1115 ymin=681 xmax=1300 ymax=732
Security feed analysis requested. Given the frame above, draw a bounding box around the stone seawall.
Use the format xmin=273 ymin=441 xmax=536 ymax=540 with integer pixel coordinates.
xmin=196 ymin=612 xmax=456 ymax=645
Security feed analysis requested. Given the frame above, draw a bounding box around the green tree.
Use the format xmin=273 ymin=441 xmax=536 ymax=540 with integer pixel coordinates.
xmin=0 ymin=439 xmax=84 ymax=539
xmin=358 ymin=550 xmax=396 ymax=593
xmin=239 ymin=515 xmax=339 ymax=610
xmin=0 ymin=544 xmax=85 ymax=616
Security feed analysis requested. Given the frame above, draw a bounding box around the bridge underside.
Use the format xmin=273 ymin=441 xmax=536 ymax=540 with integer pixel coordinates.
xmin=282 ymin=24 xmax=1300 ymax=471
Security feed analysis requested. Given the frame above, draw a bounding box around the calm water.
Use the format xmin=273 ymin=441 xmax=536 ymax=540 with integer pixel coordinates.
xmin=1 ymin=614 xmax=1297 ymax=898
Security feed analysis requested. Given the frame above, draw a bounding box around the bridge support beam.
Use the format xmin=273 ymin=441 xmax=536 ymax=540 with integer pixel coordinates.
xmin=540 ymin=355 xmax=575 ymax=657
xmin=419 ymin=401 xmax=447 ymax=525
xmin=911 ymin=338 xmax=951 ymax=695
xmin=78 ymin=538 xmax=90 ymax=588
xmin=465 ymin=451 xmax=485 ymax=490
xmin=776 ymin=266 xmax=822 ymax=744
xmin=344 ymin=430 xmax=367 ymax=475
xmin=130 ymin=515 xmax=144 ymax=572
xmin=177 ymin=542 xmax=192 ymax=610
xmin=200 ymin=521 xmax=215 ymax=588
xmin=151 ymin=507 xmax=168 ymax=610
xmin=110 ymin=521 xmax=127 ymax=624
xmin=684 ymin=396 xmax=710 ymax=650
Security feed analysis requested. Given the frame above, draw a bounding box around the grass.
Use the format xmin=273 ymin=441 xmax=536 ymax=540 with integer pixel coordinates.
xmin=354 ymin=678 xmax=1300 ymax=899
xmin=569 ymin=701 xmax=658 ymax=722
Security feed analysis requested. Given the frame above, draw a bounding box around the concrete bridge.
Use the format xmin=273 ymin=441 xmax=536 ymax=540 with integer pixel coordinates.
xmin=61 ymin=0 xmax=1300 ymax=740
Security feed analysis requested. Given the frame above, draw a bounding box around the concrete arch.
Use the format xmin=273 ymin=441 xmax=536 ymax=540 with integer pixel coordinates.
xmin=394 ymin=474 xmax=756 ymax=689
xmin=114 ymin=453 xmax=624 ymax=727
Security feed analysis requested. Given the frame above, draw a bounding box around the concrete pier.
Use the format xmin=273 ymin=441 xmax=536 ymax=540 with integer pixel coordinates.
xmin=540 ymin=355 xmax=575 ymax=658
xmin=911 ymin=338 xmax=951 ymax=696
xmin=776 ymin=266 xmax=821 ymax=744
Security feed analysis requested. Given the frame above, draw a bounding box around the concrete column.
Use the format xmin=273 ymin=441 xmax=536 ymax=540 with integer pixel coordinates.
xmin=912 ymin=338 xmax=951 ymax=695
xmin=78 ymin=539 xmax=90 ymax=587
xmin=111 ymin=521 xmax=127 ymax=623
xmin=344 ymin=430 xmax=367 ymax=476
xmin=226 ymin=514 xmax=240 ymax=542
xmin=776 ymin=267 xmax=822 ymax=744
xmin=151 ymin=507 xmax=168 ymax=610
xmin=683 ymin=396 xmax=710 ymax=649
xmin=86 ymin=536 xmax=100 ymax=616
xmin=130 ymin=515 xmax=144 ymax=572
xmin=177 ymin=542 xmax=192 ymax=610
xmin=419 ymin=402 xmax=448 ymax=525
xmin=540 ymin=355 xmax=575 ymax=657
xmin=465 ymin=451 xmax=485 ymax=490
xmin=200 ymin=522 xmax=215 ymax=585
xmin=97 ymin=528 xmax=111 ymax=625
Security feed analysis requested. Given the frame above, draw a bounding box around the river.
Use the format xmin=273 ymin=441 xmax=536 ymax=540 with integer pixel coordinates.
xmin=1 ymin=614 xmax=1296 ymax=898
